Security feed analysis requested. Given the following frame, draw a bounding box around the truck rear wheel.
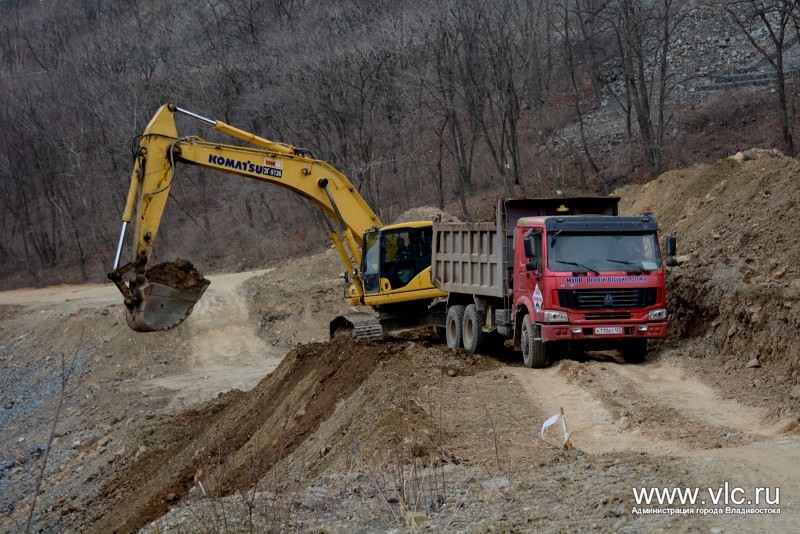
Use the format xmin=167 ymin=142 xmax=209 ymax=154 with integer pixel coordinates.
xmin=446 ymin=305 xmax=465 ymax=349
xmin=521 ymin=315 xmax=549 ymax=368
xmin=622 ymin=339 xmax=647 ymax=363
xmin=462 ymin=304 xmax=490 ymax=354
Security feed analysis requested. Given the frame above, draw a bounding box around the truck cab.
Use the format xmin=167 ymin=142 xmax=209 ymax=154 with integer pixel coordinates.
xmin=516 ymin=214 xmax=668 ymax=365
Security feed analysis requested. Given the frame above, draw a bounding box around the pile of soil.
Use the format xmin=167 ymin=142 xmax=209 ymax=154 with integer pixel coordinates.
xmin=617 ymin=148 xmax=800 ymax=405
xmin=146 ymin=260 xmax=210 ymax=290
xmin=391 ymin=206 xmax=461 ymax=224
xmin=86 ymin=338 xmax=398 ymax=533
xmin=81 ymin=331 xmax=501 ymax=533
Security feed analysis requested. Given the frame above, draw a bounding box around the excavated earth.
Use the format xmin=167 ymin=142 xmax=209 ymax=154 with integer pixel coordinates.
xmin=145 ymin=260 xmax=210 ymax=291
xmin=3 ymin=150 xmax=800 ymax=532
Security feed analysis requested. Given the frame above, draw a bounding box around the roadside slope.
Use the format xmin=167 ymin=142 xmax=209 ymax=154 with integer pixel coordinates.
xmin=618 ymin=148 xmax=800 ymax=410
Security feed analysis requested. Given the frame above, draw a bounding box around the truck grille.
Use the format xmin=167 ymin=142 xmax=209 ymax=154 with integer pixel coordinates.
xmin=584 ymin=313 xmax=632 ymax=320
xmin=558 ymin=288 xmax=656 ymax=310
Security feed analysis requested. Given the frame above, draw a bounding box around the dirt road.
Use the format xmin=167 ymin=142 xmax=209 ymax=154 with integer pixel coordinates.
xmin=1 ymin=269 xmax=285 ymax=406
xmin=141 ymin=268 xmax=288 ymax=410
xmin=512 ymin=356 xmax=795 ymax=454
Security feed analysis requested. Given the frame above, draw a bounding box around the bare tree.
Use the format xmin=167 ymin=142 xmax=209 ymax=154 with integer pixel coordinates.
xmin=605 ymin=0 xmax=688 ymax=176
xmin=724 ymin=0 xmax=798 ymax=155
xmin=469 ymin=0 xmax=532 ymax=196
xmin=556 ymin=0 xmax=602 ymax=185
xmin=574 ymin=0 xmax=616 ymax=107
xmin=523 ymin=1 xmax=557 ymax=144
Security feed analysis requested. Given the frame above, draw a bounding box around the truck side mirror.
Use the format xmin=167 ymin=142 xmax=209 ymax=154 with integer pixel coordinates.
xmin=524 ymin=236 xmax=535 ymax=259
xmin=525 ymin=261 xmax=538 ymax=271
xmin=666 ymin=235 xmax=677 ymax=257
xmin=665 ymin=235 xmax=678 ymax=267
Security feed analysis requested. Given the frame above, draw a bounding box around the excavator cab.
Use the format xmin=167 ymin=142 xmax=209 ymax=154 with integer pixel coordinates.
xmin=360 ymin=224 xmax=434 ymax=294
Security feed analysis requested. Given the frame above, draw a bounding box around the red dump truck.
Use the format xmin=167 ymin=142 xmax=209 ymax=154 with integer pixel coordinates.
xmin=431 ymin=198 xmax=676 ymax=367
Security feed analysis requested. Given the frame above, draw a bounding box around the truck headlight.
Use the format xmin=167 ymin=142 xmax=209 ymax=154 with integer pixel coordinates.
xmin=543 ymin=310 xmax=569 ymax=323
xmin=648 ymin=308 xmax=667 ymax=320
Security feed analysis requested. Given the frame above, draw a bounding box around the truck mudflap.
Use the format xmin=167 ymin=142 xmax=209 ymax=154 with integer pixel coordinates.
xmin=330 ymin=314 xmax=384 ymax=340
xmin=540 ymin=322 xmax=667 ymax=343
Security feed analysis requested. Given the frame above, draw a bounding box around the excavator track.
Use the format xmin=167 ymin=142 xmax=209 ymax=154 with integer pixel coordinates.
xmin=330 ymin=314 xmax=384 ymax=340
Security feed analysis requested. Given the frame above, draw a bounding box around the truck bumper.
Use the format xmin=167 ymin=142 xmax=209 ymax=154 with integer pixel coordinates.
xmin=540 ymin=322 xmax=667 ymax=343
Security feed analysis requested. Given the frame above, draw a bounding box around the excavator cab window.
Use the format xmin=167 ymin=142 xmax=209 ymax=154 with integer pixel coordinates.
xmin=362 ymin=231 xmax=382 ymax=293
xmin=382 ymin=226 xmax=433 ymax=290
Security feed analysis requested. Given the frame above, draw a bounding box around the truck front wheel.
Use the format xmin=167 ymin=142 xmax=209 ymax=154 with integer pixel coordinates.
xmin=521 ymin=315 xmax=549 ymax=368
xmin=446 ymin=305 xmax=465 ymax=349
xmin=622 ymin=339 xmax=647 ymax=363
xmin=462 ymin=304 xmax=490 ymax=354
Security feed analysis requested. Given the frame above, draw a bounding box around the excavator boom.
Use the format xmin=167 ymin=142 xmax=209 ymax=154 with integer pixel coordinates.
xmin=109 ymin=104 xmax=386 ymax=331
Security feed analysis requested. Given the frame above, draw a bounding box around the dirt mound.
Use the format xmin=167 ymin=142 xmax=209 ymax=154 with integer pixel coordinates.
xmin=87 ymin=338 xmax=397 ymax=533
xmin=84 ymin=331 xmax=505 ymax=533
xmin=244 ymin=248 xmax=353 ymax=347
xmin=391 ymin=206 xmax=461 ymax=224
xmin=146 ymin=260 xmax=210 ymax=290
xmin=616 ymin=148 xmax=800 ymax=406
xmin=274 ymin=341 xmax=500 ymax=481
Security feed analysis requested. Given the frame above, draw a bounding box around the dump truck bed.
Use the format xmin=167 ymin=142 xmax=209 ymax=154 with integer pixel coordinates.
xmin=432 ymin=220 xmax=504 ymax=298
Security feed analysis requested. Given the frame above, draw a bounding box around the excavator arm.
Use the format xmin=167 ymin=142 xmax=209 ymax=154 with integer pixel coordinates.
xmin=109 ymin=104 xmax=383 ymax=331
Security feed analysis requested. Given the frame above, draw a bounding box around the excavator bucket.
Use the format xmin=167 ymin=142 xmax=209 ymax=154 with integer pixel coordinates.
xmin=114 ymin=259 xmax=211 ymax=332
xmin=126 ymin=279 xmax=209 ymax=332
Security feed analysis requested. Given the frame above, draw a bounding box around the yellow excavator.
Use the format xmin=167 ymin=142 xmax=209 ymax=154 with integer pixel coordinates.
xmin=109 ymin=104 xmax=446 ymax=338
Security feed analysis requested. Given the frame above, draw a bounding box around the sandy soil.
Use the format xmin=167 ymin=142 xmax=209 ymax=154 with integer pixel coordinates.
xmin=3 ymin=151 xmax=800 ymax=532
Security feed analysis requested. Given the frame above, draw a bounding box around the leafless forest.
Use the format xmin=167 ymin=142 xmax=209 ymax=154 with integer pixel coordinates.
xmin=1 ymin=0 xmax=797 ymax=289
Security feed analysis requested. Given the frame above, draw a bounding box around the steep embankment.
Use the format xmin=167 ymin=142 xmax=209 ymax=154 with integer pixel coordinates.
xmin=618 ymin=149 xmax=800 ymax=408
xmin=89 ymin=339 xmax=400 ymax=533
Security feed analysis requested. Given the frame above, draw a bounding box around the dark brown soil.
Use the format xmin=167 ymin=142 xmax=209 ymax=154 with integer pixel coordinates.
xmin=146 ymin=260 xmax=210 ymax=290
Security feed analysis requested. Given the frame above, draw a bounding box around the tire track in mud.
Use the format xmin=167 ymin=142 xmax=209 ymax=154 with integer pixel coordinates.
xmin=140 ymin=269 xmax=286 ymax=410
xmin=511 ymin=352 xmax=800 ymax=524
xmin=510 ymin=361 xmax=685 ymax=455
xmin=607 ymin=355 xmax=792 ymax=441
xmin=511 ymin=351 xmax=795 ymax=456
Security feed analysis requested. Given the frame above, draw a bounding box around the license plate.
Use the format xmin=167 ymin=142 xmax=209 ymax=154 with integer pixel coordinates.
xmin=595 ymin=327 xmax=622 ymax=335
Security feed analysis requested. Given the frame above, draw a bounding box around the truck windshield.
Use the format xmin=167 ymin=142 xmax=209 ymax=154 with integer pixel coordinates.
xmin=548 ymin=232 xmax=662 ymax=273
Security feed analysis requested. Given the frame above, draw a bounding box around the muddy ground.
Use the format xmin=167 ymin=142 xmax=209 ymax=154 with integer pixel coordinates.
xmin=3 ymin=150 xmax=800 ymax=532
